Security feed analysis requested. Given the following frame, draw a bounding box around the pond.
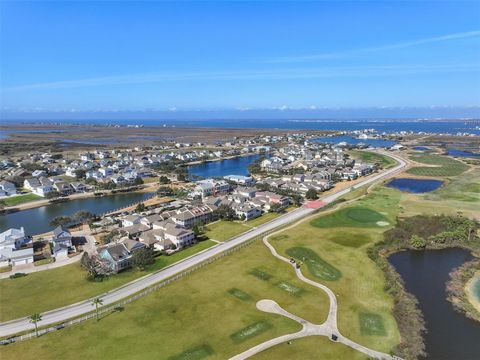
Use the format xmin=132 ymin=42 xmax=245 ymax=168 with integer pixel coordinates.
xmin=313 ymin=135 xmax=396 ymax=148
xmin=386 ymin=178 xmax=444 ymax=193
xmin=389 ymin=248 xmax=480 ymax=360
xmin=447 ymin=149 xmax=480 ymax=158
xmin=413 ymin=146 xmax=430 ymax=151
xmin=188 ymin=154 xmax=265 ymax=178
xmin=0 ymin=192 xmax=154 ymax=235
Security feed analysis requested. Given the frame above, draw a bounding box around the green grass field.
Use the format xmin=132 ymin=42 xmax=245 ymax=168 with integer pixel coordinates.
xmin=0 ymin=240 xmax=217 ymax=321
xmin=0 ymin=240 xmax=330 ymax=360
xmin=204 ymin=220 xmax=250 ymax=241
xmin=349 ymin=150 xmax=396 ymax=169
xmin=310 ymin=207 xmax=389 ymax=228
xmin=400 ymin=168 xmax=480 ymax=219
xmin=270 ymin=187 xmax=403 ymax=353
xmin=286 ymin=246 xmax=342 ymax=281
xmin=407 ymin=153 xmax=469 ymax=177
xmin=3 ymin=193 xmax=42 ymax=206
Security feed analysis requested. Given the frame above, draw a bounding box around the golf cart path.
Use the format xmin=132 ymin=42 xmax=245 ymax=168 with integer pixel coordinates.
xmin=229 ymin=229 xmax=397 ymax=360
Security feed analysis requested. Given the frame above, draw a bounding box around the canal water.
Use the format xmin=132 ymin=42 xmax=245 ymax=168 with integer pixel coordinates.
xmin=312 ymin=135 xmax=396 ymax=148
xmin=188 ymin=153 xmax=265 ymax=178
xmin=386 ymin=178 xmax=444 ymax=193
xmin=0 ymin=192 xmax=154 ymax=235
xmin=389 ymin=249 xmax=480 ymax=360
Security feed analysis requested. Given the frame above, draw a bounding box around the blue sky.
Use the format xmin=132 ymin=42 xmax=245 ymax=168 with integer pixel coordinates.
xmin=1 ymin=0 xmax=479 ymax=116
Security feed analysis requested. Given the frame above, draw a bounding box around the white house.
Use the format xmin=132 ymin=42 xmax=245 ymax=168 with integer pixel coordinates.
xmin=0 ymin=227 xmax=34 ymax=266
xmin=122 ymin=215 xmax=142 ymax=227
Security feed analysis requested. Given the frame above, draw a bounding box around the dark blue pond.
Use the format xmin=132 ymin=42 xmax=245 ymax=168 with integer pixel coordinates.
xmin=313 ymin=135 xmax=396 ymax=148
xmin=413 ymin=146 xmax=430 ymax=151
xmin=389 ymin=249 xmax=480 ymax=359
xmin=447 ymin=149 xmax=480 ymax=158
xmin=188 ymin=154 xmax=265 ymax=178
xmin=386 ymin=178 xmax=443 ymax=193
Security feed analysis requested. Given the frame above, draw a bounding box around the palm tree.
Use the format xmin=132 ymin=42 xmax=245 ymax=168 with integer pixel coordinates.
xmin=91 ymin=297 xmax=103 ymax=321
xmin=30 ymin=313 xmax=42 ymax=337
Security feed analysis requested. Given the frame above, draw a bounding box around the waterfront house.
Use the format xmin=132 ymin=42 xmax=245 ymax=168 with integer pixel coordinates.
xmin=52 ymin=226 xmax=73 ymax=248
xmin=0 ymin=227 xmax=34 ymax=266
xmin=0 ymin=180 xmax=17 ymax=196
xmin=70 ymin=182 xmax=87 ymax=192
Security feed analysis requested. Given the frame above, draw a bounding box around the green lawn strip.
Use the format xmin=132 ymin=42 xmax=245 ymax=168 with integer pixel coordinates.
xmin=286 ymin=246 xmax=341 ymax=281
xmin=407 ymin=153 xmax=469 ymax=176
xmin=230 ymin=321 xmax=273 ymax=343
xmin=227 ymin=288 xmax=253 ymax=302
xmin=148 ymin=240 xmax=217 ymax=271
xmin=34 ymin=258 xmax=55 ymax=266
xmin=245 ymin=212 xmax=280 ymax=227
xmin=0 ymin=240 xmax=217 ymax=321
xmin=204 ymin=220 xmax=250 ymax=242
xmin=3 ymin=193 xmax=42 ymax=206
xmin=168 ymin=344 xmax=214 ymax=360
xmin=249 ymin=267 xmax=273 ymax=281
xmin=349 ymin=150 xmax=396 ymax=169
xmin=276 ymin=281 xmax=306 ymax=297
xmin=359 ymin=313 xmax=387 ymax=336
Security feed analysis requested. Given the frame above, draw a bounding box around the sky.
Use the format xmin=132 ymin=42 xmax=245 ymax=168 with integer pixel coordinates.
xmin=1 ymin=0 xmax=480 ymax=119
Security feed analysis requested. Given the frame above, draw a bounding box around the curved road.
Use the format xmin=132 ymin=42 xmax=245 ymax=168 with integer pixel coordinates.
xmin=0 ymin=152 xmax=407 ymax=337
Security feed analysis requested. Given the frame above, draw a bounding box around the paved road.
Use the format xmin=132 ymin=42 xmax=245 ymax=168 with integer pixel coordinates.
xmin=0 ymin=152 xmax=407 ymax=337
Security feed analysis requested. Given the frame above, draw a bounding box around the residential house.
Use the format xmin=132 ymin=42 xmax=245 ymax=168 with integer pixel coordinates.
xmin=0 ymin=180 xmax=17 ymax=196
xmin=51 ymin=225 xmax=73 ymax=258
xmin=98 ymin=239 xmax=146 ymax=273
xmin=0 ymin=227 xmax=34 ymax=266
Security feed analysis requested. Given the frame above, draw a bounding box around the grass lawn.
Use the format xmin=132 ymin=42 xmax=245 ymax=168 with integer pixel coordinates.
xmin=252 ymin=336 xmax=369 ymax=360
xmin=0 ymin=240 xmax=216 ymax=321
xmin=148 ymin=240 xmax=217 ymax=271
xmin=33 ymin=258 xmax=55 ymax=266
xmin=269 ymin=186 xmax=403 ymax=354
xmin=204 ymin=220 xmax=250 ymax=241
xmin=0 ymin=240 xmax=330 ymax=360
xmin=310 ymin=207 xmax=390 ymax=228
xmin=286 ymin=246 xmax=342 ymax=281
xmin=245 ymin=212 xmax=280 ymax=227
xmin=407 ymin=153 xmax=469 ymax=177
xmin=3 ymin=193 xmax=42 ymax=206
xmin=399 ymin=168 xmax=480 ymax=219
xmin=349 ymin=150 xmax=396 ymax=169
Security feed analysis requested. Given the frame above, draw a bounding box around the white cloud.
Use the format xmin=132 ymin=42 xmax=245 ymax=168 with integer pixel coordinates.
xmin=3 ymin=63 xmax=480 ymax=92
xmin=266 ymin=30 xmax=480 ymax=63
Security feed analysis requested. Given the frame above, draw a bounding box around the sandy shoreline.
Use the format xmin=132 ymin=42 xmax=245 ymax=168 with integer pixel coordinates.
xmin=466 ymin=271 xmax=480 ymax=313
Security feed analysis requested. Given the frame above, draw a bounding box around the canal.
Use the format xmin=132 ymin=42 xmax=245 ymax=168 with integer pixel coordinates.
xmin=389 ymin=248 xmax=480 ymax=359
xmin=0 ymin=192 xmax=154 ymax=235
xmin=188 ymin=153 xmax=265 ymax=178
